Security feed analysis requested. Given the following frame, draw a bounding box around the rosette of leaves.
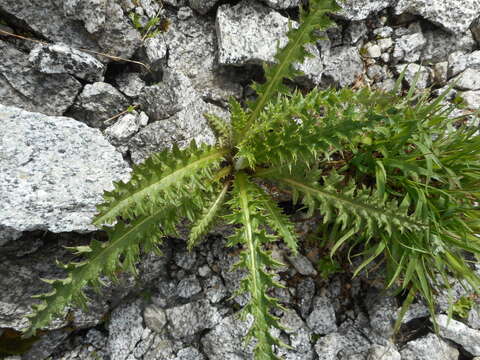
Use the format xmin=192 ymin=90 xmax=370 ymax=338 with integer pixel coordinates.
xmin=26 ymin=0 xmax=480 ymax=358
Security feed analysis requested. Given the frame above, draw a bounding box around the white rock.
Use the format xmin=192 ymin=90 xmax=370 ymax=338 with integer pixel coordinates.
xmin=377 ymin=38 xmax=393 ymax=52
xmin=322 ymin=46 xmax=364 ymax=87
xmin=307 ymin=294 xmax=337 ymax=335
xmin=365 ymin=43 xmax=382 ymax=58
xmin=448 ymin=50 xmax=480 ymax=78
xmin=452 ymin=68 xmax=480 ymax=91
xmin=400 ymin=333 xmax=459 ymax=360
xmin=143 ymin=37 xmax=167 ymax=64
xmin=367 ymin=344 xmax=401 ymax=360
xmin=395 ymin=0 xmax=480 ymax=34
xmin=393 ymin=32 xmax=426 ymax=63
xmin=259 ymin=0 xmax=300 ymax=9
xmin=189 ymin=0 xmax=218 ymax=14
xmin=337 ymin=0 xmax=393 ymax=21
xmin=436 ymin=314 xmax=480 ymax=356
xmin=105 ymin=113 xmax=141 ymax=143
xmin=461 ymin=91 xmax=480 ymax=110
xmin=395 ymin=63 xmax=432 ymax=89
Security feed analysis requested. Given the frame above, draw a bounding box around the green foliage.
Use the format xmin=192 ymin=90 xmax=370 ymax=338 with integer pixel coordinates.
xmin=26 ymin=0 xmax=480 ymax=358
xmin=317 ymin=257 xmax=342 ymax=279
xmin=452 ymin=296 xmax=475 ymax=319
xmin=129 ymin=11 xmax=169 ymax=39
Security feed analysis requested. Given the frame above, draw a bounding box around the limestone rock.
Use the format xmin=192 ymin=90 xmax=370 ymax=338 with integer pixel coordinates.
xmin=29 ymin=43 xmax=105 ymax=82
xmin=0 ymin=40 xmax=82 ymax=115
xmin=0 ymin=105 xmax=130 ymax=238
xmin=448 ymin=51 xmax=480 ymax=78
xmin=462 ymin=90 xmax=480 ymax=110
xmin=392 ymin=32 xmax=426 ymax=63
xmin=395 ymin=0 xmax=480 ymax=34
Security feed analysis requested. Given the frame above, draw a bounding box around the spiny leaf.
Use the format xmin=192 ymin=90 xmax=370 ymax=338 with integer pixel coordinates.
xmin=188 ymin=182 xmax=230 ymax=249
xmin=94 ymin=141 xmax=227 ymax=226
xmin=25 ymin=208 xmax=169 ymax=336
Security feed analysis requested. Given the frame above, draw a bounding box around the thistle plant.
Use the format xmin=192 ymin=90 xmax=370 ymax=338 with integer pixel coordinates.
xmin=26 ymin=0 xmax=480 ymax=358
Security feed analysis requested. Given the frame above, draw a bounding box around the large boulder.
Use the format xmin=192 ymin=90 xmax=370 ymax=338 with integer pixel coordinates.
xmin=0 ymin=105 xmax=130 ymax=242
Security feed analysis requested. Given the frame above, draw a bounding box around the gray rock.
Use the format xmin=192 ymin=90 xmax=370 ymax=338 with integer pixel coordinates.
xmin=23 ymin=329 xmax=69 ymax=360
xmin=259 ymin=0 xmax=300 ymax=9
xmin=401 ymin=302 xmax=430 ymax=324
xmin=448 ymin=51 xmax=480 ymax=78
xmin=174 ymin=251 xmax=197 ymax=270
xmin=373 ymin=26 xmax=393 ymax=39
xmin=365 ymin=291 xmax=397 ymax=338
xmin=395 ymin=63 xmax=432 ymax=89
xmin=177 ymin=275 xmax=202 ymax=298
xmin=0 ymin=226 xmax=22 ymax=247
xmin=216 ymin=1 xmax=290 ymax=66
xmin=400 ymin=333 xmax=459 ymax=360
xmin=175 ymin=347 xmax=205 ymax=360
xmin=129 ymin=76 xmax=221 ymax=163
xmin=367 ymin=345 xmax=401 ymax=360
xmin=166 ymin=300 xmax=222 ymax=338
xmin=164 ymin=9 xmax=242 ymax=104
xmin=144 ymin=304 xmax=167 ymax=333
xmin=436 ymin=314 xmax=480 ymax=356
xmin=70 ymin=82 xmax=130 ymax=128
xmin=395 ymin=0 xmax=480 ymax=34
xmin=189 ymin=0 xmax=218 ymax=14
xmin=307 ymin=293 xmax=337 ymax=335
xmin=0 ymin=40 xmax=81 ymax=115
xmin=115 ymin=72 xmax=146 ymax=98
xmin=0 ymin=0 xmax=140 ymax=58
xmin=0 ymin=105 xmax=130 ymax=237
xmin=434 ymin=62 xmax=449 ymax=85
xmin=322 ymin=46 xmax=364 ymax=87
xmin=422 ymin=29 xmax=476 ymax=63
xmin=105 ymin=112 xmax=144 ymax=145
xmin=143 ymin=37 xmax=168 ymax=65
xmin=452 ymin=68 xmax=480 ymax=91
xmin=468 ymin=304 xmax=480 ymax=329
xmin=461 ymin=91 xmax=480 ymax=110
xmin=177 ymin=6 xmax=194 ymax=20
xmin=198 ymin=265 xmax=212 ymax=277
xmin=337 ymin=0 xmax=393 ymax=21
xmin=314 ymin=333 xmax=342 ymax=360
xmin=201 ymin=313 xmax=255 ymax=360
xmin=107 ymin=301 xmax=145 ymax=360
xmin=297 ymin=277 xmax=316 ymax=318
xmin=202 ymin=275 xmax=228 ymax=303
xmin=392 ymin=32 xmax=426 ymax=63
xmin=139 ymin=70 xmax=198 ymax=121
xmin=29 ymin=43 xmax=105 ymax=82
xmin=64 ymin=0 xmax=141 ymax=58
xmin=367 ymin=65 xmax=388 ymax=82
xmin=346 ymin=22 xmax=368 ymax=44
xmin=288 ymin=254 xmax=318 ymax=276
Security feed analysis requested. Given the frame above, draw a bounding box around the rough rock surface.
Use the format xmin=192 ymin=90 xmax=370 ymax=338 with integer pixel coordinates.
xmin=0 ymin=0 xmax=141 ymax=58
xmin=29 ymin=43 xmax=105 ymax=82
xmin=216 ymin=0 xmax=291 ymax=66
xmin=436 ymin=314 xmax=480 ymax=356
xmin=395 ymin=0 xmax=480 ymax=34
xmin=164 ymin=8 xmax=242 ymax=104
xmin=0 ymin=40 xmax=82 ymax=115
xmin=0 ymin=105 xmax=130 ymax=239
xmin=400 ymin=333 xmax=459 ymax=360
xmin=69 ymin=82 xmax=130 ymax=128
xmin=338 ymin=0 xmax=393 ymax=21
